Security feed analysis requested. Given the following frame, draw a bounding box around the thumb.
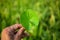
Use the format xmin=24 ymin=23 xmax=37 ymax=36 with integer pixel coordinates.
xmin=14 ymin=27 xmax=25 ymax=40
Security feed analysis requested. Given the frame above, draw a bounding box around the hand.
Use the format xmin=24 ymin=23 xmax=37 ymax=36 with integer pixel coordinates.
xmin=1 ymin=24 xmax=29 ymax=40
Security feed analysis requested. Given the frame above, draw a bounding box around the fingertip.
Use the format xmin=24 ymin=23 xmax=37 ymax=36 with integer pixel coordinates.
xmin=16 ymin=27 xmax=25 ymax=35
xmin=13 ymin=24 xmax=23 ymax=29
xmin=20 ymin=27 xmax=25 ymax=32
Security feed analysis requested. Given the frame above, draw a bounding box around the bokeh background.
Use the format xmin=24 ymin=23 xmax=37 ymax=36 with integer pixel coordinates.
xmin=0 ymin=0 xmax=60 ymax=40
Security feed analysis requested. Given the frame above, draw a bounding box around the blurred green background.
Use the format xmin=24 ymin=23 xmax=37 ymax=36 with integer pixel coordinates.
xmin=0 ymin=0 xmax=60 ymax=40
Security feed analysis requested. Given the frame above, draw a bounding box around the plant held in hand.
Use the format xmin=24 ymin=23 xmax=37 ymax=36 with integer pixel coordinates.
xmin=1 ymin=24 xmax=29 ymax=40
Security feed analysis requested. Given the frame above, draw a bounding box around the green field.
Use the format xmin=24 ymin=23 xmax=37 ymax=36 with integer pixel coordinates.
xmin=0 ymin=0 xmax=60 ymax=40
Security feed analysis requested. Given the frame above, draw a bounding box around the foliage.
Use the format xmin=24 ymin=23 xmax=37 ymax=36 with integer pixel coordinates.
xmin=0 ymin=0 xmax=60 ymax=40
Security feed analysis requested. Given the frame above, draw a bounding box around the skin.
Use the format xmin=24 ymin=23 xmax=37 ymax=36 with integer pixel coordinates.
xmin=1 ymin=24 xmax=29 ymax=40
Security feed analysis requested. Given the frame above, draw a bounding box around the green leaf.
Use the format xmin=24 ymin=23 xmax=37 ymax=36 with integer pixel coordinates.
xmin=27 ymin=9 xmax=39 ymax=26
xmin=20 ymin=11 xmax=29 ymax=30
